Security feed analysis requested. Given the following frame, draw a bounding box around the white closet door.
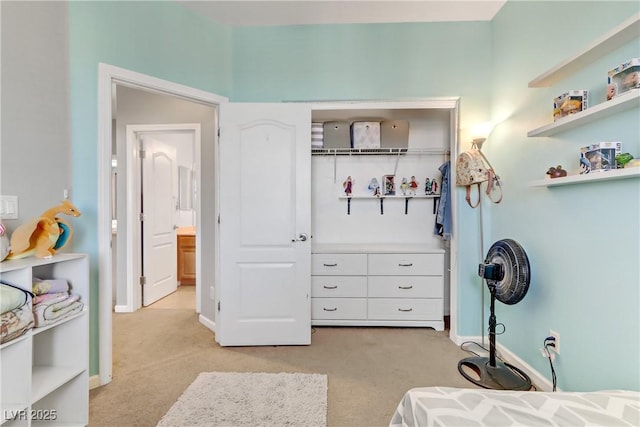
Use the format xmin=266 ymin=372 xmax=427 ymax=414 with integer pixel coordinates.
xmin=217 ymin=103 xmax=311 ymax=346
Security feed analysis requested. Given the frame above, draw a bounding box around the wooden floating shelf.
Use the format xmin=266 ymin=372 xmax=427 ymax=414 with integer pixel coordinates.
xmin=528 ymin=14 xmax=640 ymax=88
xmin=527 ymin=91 xmax=640 ymax=137
xmin=529 ymin=166 xmax=640 ymax=187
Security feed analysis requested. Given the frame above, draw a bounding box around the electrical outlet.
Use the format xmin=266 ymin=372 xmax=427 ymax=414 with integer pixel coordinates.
xmin=549 ymin=330 xmax=560 ymax=354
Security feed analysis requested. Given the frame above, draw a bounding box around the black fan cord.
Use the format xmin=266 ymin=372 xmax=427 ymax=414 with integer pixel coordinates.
xmin=543 ymin=337 xmax=558 ymax=392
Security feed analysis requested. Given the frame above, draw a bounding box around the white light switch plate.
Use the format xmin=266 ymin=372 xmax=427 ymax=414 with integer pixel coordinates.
xmin=0 ymin=195 xmax=19 ymax=219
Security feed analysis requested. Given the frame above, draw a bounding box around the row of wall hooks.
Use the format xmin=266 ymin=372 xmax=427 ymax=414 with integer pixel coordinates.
xmin=340 ymin=195 xmax=441 ymax=215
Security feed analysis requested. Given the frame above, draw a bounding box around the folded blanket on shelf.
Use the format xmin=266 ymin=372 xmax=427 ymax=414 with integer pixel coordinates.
xmin=1 ymin=302 xmax=34 ymax=344
xmin=1 ymin=282 xmax=30 ymax=314
xmin=33 ymin=291 xmax=73 ymax=307
xmin=32 ymin=277 xmax=69 ymax=296
xmin=33 ymin=299 xmax=83 ymax=328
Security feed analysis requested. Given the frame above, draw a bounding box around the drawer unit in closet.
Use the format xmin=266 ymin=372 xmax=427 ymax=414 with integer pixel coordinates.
xmin=311 ymin=247 xmax=445 ymax=329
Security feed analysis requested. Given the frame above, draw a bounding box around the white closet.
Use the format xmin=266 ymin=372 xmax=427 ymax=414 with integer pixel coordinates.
xmin=309 ymin=99 xmax=458 ymax=330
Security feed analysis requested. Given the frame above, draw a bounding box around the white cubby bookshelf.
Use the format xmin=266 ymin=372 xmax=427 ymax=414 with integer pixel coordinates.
xmin=0 ymin=254 xmax=89 ymax=427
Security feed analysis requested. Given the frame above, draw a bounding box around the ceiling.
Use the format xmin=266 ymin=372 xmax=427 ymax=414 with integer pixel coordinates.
xmin=178 ymin=1 xmax=507 ymax=26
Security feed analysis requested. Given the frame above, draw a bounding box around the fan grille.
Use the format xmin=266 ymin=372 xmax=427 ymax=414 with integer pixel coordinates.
xmin=485 ymin=239 xmax=530 ymax=305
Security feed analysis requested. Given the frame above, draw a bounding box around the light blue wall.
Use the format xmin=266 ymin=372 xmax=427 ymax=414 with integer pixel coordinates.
xmin=487 ymin=1 xmax=639 ymax=391
xmin=68 ymin=1 xmax=232 ymax=375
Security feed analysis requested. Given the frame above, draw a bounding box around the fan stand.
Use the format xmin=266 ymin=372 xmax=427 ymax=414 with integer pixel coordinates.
xmin=458 ymin=284 xmax=532 ymax=391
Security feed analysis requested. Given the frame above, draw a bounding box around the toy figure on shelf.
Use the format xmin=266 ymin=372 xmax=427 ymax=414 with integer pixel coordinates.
xmin=400 ymin=177 xmax=408 ymax=196
xmin=7 ymin=200 xmax=81 ymax=260
xmin=425 ymin=177 xmax=433 ymax=195
xmin=368 ymin=177 xmax=380 ymax=197
xmin=432 ymin=179 xmax=439 ymax=194
xmin=383 ymin=175 xmax=395 ymax=196
xmin=579 ymin=151 xmax=591 ymax=174
xmin=409 ymin=176 xmax=418 ymax=195
xmin=546 ymin=165 xmax=567 ymax=178
xmin=343 ymin=176 xmax=353 ymax=196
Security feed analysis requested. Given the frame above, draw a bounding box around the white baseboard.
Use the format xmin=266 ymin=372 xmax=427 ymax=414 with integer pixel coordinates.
xmin=114 ymin=304 xmax=132 ymax=313
xmin=449 ymin=334 xmax=555 ymax=392
xmin=199 ymin=314 xmax=216 ymax=332
xmin=89 ymin=375 xmax=101 ymax=390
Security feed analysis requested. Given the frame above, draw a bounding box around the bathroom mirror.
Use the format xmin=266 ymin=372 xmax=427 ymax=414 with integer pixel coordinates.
xmin=178 ymin=166 xmax=193 ymax=210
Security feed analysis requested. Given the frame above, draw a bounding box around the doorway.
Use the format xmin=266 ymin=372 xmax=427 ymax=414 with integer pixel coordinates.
xmin=117 ymin=123 xmax=201 ymax=311
xmin=97 ymin=63 xmax=228 ymax=386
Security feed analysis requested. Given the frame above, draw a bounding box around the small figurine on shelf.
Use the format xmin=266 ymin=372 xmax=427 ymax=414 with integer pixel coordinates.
xmin=424 ymin=177 xmax=433 ymax=195
xmin=432 ymin=178 xmax=439 ymax=194
xmin=400 ymin=177 xmax=408 ymax=196
xmin=343 ymin=176 xmax=353 ymax=196
xmin=546 ymin=165 xmax=567 ymax=178
xmin=368 ymin=177 xmax=380 ymax=197
xmin=409 ymin=176 xmax=418 ymax=195
xmin=579 ymin=152 xmax=591 ymax=175
xmin=383 ymin=175 xmax=395 ymax=196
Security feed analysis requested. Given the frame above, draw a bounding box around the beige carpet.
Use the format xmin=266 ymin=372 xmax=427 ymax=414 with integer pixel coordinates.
xmin=89 ymin=289 xmax=478 ymax=427
xmin=157 ymin=372 xmax=327 ymax=427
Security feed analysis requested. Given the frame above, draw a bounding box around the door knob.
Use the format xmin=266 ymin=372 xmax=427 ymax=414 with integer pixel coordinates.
xmin=297 ymin=233 xmax=308 ymax=242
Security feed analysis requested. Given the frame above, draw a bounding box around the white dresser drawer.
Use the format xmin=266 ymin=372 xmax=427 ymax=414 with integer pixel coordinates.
xmin=368 ymin=253 xmax=444 ymax=276
xmin=312 ymin=276 xmax=367 ymax=297
xmin=368 ymin=298 xmax=443 ymax=321
xmin=312 ymin=298 xmax=367 ymax=320
xmin=312 ymin=253 xmax=367 ymax=275
xmin=368 ymin=276 xmax=443 ymax=298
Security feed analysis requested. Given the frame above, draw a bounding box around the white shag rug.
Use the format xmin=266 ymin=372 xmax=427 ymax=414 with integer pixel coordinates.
xmin=157 ymin=372 xmax=328 ymax=427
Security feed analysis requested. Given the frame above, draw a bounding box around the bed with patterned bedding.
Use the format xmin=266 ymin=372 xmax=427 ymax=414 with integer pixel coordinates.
xmin=390 ymin=387 xmax=640 ymax=427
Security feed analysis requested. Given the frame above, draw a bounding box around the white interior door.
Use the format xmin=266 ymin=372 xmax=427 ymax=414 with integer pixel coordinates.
xmin=217 ymin=103 xmax=311 ymax=346
xmin=141 ymin=136 xmax=178 ymax=306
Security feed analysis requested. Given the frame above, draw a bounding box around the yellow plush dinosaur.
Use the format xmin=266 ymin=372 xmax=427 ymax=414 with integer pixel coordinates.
xmin=7 ymin=200 xmax=81 ymax=260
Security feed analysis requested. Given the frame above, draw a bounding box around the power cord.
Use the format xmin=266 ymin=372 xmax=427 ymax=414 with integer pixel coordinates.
xmin=543 ymin=336 xmax=557 ymax=392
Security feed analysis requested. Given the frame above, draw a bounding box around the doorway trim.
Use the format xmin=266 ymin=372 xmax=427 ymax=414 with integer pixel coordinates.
xmin=98 ymin=63 xmax=228 ymax=386
xmin=122 ymin=124 xmax=201 ymax=313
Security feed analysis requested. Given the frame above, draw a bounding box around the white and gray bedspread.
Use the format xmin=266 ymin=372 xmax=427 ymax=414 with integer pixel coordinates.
xmin=390 ymin=386 xmax=640 ymax=427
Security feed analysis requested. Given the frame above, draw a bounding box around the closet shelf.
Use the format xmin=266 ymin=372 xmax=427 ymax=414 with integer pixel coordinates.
xmin=527 ymin=90 xmax=640 ymax=137
xmin=529 ymin=166 xmax=640 ymax=187
xmin=312 ymin=148 xmax=448 ymax=156
xmin=339 ymin=194 xmax=440 ymax=199
xmin=528 ymin=13 xmax=640 ymax=88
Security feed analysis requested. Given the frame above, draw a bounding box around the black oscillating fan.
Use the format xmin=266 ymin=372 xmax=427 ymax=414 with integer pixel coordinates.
xmin=458 ymin=238 xmax=532 ymax=391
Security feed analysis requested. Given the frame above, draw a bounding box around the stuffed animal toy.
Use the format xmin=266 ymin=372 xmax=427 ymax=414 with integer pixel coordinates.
xmin=7 ymin=200 xmax=81 ymax=260
xmin=0 ymin=223 xmax=10 ymax=261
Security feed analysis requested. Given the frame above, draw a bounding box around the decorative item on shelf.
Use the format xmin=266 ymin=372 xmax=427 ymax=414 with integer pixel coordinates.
xmin=383 ymin=175 xmax=395 ymax=196
xmin=546 ymin=165 xmax=568 ymax=179
xmin=580 ymin=142 xmax=621 ymax=172
xmin=425 ymin=177 xmax=433 ymax=195
xmin=400 ymin=177 xmax=408 ymax=196
xmin=343 ymin=176 xmax=353 ymax=215
xmin=7 ymin=200 xmax=81 ymax=260
xmin=607 ymin=58 xmax=640 ymax=100
xmin=409 ymin=176 xmax=418 ymax=195
xmin=432 ymin=178 xmax=439 ymax=194
xmin=615 ymin=152 xmax=634 ymax=168
xmin=0 ymin=222 xmax=10 ymax=261
xmin=343 ymin=176 xmax=353 ymax=196
xmin=553 ymin=90 xmax=588 ymax=121
xmin=579 ymin=152 xmax=591 ymax=174
xmin=368 ymin=177 xmax=380 ymax=197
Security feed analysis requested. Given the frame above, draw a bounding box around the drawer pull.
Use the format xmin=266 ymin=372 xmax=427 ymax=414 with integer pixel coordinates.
xmin=398 ymin=308 xmax=413 ymax=312
xmin=399 ymin=263 xmax=413 ymax=267
xmin=323 ymin=285 xmax=338 ymax=289
xmin=398 ymin=285 xmax=413 ymax=290
xmin=323 ymin=307 xmax=337 ymax=312
xmin=323 ymin=263 xmax=338 ymax=267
